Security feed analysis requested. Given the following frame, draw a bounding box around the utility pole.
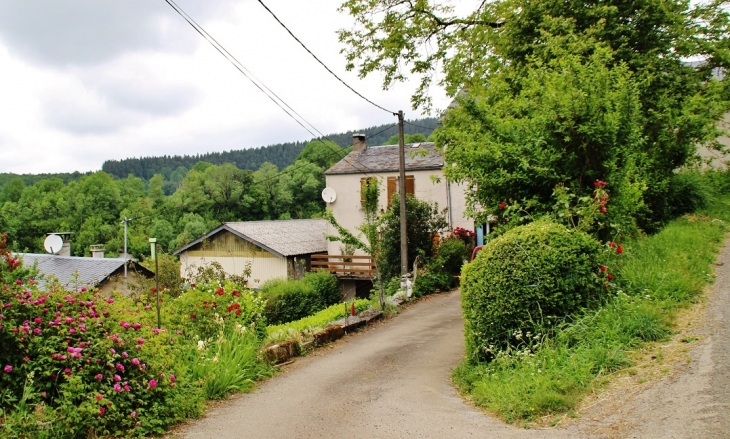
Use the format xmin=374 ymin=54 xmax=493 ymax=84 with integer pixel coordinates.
xmin=397 ymin=110 xmax=408 ymax=276
xmin=149 ymin=238 xmax=161 ymax=329
xmin=122 ymin=217 xmax=130 ymax=294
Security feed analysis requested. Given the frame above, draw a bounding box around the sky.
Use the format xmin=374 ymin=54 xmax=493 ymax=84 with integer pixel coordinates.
xmin=0 ymin=0 xmax=453 ymax=175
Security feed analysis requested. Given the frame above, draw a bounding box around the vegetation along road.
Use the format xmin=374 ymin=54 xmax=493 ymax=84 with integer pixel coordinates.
xmin=176 ymin=245 xmax=730 ymax=439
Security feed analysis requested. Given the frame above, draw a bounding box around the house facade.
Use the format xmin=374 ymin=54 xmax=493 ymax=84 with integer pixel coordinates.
xmin=174 ymin=219 xmax=328 ymax=289
xmin=323 ymin=135 xmax=473 ymax=256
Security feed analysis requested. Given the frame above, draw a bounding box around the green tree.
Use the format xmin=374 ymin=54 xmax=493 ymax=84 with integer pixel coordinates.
xmin=339 ymin=0 xmax=730 ymax=231
xmin=147 ymin=173 xmax=166 ymax=207
xmin=0 ymin=178 xmax=25 ymax=204
xmin=296 ymin=140 xmax=349 ymax=170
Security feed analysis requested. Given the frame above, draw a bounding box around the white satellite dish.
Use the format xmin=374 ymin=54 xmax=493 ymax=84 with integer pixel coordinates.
xmin=321 ymin=187 xmax=337 ymax=203
xmin=44 ymin=234 xmax=63 ymax=255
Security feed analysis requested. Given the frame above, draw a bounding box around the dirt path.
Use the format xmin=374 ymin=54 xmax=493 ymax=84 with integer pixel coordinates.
xmin=173 ymin=242 xmax=730 ymax=439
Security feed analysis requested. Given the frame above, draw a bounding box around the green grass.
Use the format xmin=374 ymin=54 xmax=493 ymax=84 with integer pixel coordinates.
xmin=453 ymin=194 xmax=730 ymax=424
xmin=265 ymin=299 xmax=370 ymax=343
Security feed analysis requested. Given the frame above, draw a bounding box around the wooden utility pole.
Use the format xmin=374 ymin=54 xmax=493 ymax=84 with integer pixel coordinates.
xmin=397 ymin=110 xmax=408 ymax=276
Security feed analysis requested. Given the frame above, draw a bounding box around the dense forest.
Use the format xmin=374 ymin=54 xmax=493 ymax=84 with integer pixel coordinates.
xmin=100 ymin=118 xmax=438 ymax=181
xmin=0 ymin=119 xmax=438 ymax=259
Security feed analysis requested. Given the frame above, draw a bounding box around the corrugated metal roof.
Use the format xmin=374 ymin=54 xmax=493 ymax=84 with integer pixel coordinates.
xmin=174 ymin=219 xmax=328 ymax=258
xmin=325 ymin=142 xmax=444 ymax=175
xmin=16 ymin=253 xmax=153 ymax=288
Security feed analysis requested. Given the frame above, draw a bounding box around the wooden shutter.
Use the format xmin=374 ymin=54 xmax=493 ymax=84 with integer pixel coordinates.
xmin=387 ymin=177 xmax=397 ymax=206
xmin=405 ymin=175 xmax=415 ymax=195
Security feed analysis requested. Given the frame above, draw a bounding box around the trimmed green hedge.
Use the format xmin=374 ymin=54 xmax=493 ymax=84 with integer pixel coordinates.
xmin=461 ymin=220 xmax=604 ymax=361
xmin=259 ymin=271 xmax=341 ymax=325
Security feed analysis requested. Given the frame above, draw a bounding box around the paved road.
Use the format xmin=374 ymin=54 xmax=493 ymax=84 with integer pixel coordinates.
xmin=175 ymin=242 xmax=730 ymax=439
xmin=176 ymin=291 xmax=564 ymax=439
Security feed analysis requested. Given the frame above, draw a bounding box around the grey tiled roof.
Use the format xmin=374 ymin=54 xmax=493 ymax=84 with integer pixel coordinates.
xmin=175 ymin=219 xmax=328 ymax=258
xmin=16 ymin=254 xmax=153 ymax=289
xmin=325 ymin=142 xmax=444 ymax=175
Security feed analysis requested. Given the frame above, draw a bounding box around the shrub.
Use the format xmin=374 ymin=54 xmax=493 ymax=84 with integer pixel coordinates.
xmin=436 ymin=238 xmax=468 ymax=275
xmin=665 ymin=171 xmax=712 ymax=218
xmin=302 ymin=270 xmax=341 ymax=309
xmin=461 ymin=220 xmax=604 ymax=361
xmin=166 ymin=281 xmax=267 ymax=341
xmin=413 ymin=268 xmax=453 ymax=297
xmin=258 ymin=272 xmax=341 ymax=325
xmin=0 ymin=279 xmax=204 ymax=438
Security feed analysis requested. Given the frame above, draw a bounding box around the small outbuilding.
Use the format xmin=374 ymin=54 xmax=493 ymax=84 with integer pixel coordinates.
xmin=173 ymin=219 xmax=328 ymax=289
xmin=17 ymin=253 xmax=154 ymax=295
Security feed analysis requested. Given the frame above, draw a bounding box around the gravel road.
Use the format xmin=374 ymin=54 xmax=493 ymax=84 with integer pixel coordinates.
xmin=174 ymin=241 xmax=730 ymax=439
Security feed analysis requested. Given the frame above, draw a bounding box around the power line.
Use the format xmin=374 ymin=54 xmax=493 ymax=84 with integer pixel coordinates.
xmin=163 ymin=0 xmax=322 ymax=141
xmin=256 ymin=0 xmax=395 ymax=115
xmin=165 ymin=0 xmax=384 ymax=183
xmin=404 ymin=120 xmax=438 ymax=131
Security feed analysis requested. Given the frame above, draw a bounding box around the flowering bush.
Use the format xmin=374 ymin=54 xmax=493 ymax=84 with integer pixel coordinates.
xmin=0 ymin=277 xmax=203 ymax=437
xmin=166 ymin=281 xmax=266 ymax=341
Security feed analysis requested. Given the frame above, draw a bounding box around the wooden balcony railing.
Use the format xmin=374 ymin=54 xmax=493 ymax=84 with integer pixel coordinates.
xmin=311 ymin=254 xmax=376 ymax=279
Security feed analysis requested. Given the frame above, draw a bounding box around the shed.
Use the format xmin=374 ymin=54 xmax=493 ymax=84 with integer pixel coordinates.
xmin=173 ymin=219 xmax=328 ymax=288
xmin=17 ymin=253 xmax=154 ymax=295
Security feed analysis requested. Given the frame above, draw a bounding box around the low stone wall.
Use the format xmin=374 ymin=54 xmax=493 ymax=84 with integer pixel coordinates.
xmin=265 ymin=309 xmax=383 ymax=364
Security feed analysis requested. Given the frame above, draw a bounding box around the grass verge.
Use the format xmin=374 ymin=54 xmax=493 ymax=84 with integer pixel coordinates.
xmin=453 ymin=194 xmax=730 ymax=425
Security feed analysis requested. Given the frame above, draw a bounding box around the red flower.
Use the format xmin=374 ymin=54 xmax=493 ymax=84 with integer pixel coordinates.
xmin=189 ymin=314 xmax=196 ymax=319
xmin=599 ymin=265 xmax=607 ymax=272
xmin=609 ymin=241 xmax=617 ymax=248
xmin=607 ymin=274 xmax=614 ymax=280
xmin=616 ymin=246 xmax=623 ymax=254
xmin=499 ymin=202 xmax=506 ymax=210
xmin=215 ymin=288 xmax=224 ymax=296
xmin=600 ymin=206 xmax=607 ymax=214
xmin=232 ymin=290 xmax=241 ymax=297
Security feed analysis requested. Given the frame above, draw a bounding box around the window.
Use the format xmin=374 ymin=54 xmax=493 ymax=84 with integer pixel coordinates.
xmin=386 ymin=175 xmax=415 ymax=206
xmin=360 ymin=177 xmax=378 ymax=207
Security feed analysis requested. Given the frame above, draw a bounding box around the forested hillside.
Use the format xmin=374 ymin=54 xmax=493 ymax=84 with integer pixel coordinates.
xmin=101 ymin=117 xmax=438 ymax=180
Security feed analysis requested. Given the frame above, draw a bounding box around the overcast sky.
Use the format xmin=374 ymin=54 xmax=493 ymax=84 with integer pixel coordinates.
xmin=0 ymin=0 xmax=453 ymax=175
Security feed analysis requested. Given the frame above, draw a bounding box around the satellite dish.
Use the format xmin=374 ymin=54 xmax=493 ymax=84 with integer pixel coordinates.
xmin=321 ymin=187 xmax=337 ymax=203
xmin=44 ymin=234 xmax=63 ymax=255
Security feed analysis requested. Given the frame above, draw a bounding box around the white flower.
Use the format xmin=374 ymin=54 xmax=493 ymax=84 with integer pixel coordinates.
xmin=197 ymin=340 xmax=206 ymax=351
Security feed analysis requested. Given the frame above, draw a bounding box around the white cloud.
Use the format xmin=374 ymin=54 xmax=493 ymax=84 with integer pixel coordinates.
xmin=0 ymin=0 xmax=449 ymax=175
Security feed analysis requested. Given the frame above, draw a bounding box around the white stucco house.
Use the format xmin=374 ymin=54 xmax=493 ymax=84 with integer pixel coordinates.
xmin=323 ymin=134 xmax=473 ymax=256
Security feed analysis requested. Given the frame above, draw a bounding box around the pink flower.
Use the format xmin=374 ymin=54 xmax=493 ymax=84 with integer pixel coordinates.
xmin=132 ymin=323 xmax=141 ymax=330
xmin=33 ymin=328 xmax=41 ymax=335
xmin=3 ymin=365 xmax=12 ymax=373
xmin=34 ymin=317 xmax=42 ymax=324
xmin=113 ymin=384 xmax=122 ymax=392
xmin=131 ymin=410 xmax=137 ymax=418
xmin=116 ymin=364 xmax=125 ymax=372
xmin=169 ymin=374 xmax=176 ymax=382
xmin=64 ymin=368 xmax=72 ymax=375
xmin=124 ymin=384 xmax=130 ymax=392
xmin=138 ymin=338 xmax=144 ymax=345
xmin=95 ymin=374 xmax=103 ymax=380
xmin=148 ymin=379 xmax=157 ymax=388
xmin=122 ymin=351 xmax=129 ymax=358
xmin=131 ymin=358 xmax=140 ymax=366
xmin=114 ymin=374 xmax=121 ymax=382
xmin=99 ymin=407 xmax=105 ymax=416
xmin=15 ymin=280 xmax=22 ymax=285
xmin=96 ymin=394 xmax=103 ymax=401
xmin=170 ymin=382 xmax=176 ymax=388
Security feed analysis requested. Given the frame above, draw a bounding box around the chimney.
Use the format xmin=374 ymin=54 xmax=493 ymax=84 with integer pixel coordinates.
xmin=352 ymin=133 xmax=367 ymax=152
xmin=90 ymin=244 xmax=105 ymax=258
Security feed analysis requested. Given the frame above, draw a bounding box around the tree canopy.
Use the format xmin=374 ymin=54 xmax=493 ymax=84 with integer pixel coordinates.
xmin=340 ymin=0 xmax=730 ymax=231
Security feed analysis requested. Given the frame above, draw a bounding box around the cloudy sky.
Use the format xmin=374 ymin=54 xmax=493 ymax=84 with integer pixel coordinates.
xmin=0 ymin=0 xmax=453 ymax=175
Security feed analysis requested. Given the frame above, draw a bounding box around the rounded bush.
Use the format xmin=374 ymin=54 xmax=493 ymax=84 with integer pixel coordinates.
xmin=461 ymin=220 xmax=604 ymax=361
xmin=437 ymin=238 xmax=468 ymax=275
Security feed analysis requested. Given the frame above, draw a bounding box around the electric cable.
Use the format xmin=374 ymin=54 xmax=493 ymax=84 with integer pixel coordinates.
xmin=256 ymin=0 xmax=396 ymax=115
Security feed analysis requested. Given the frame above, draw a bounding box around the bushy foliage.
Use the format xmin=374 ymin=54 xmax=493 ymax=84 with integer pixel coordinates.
xmin=436 ymin=238 xmax=468 ymax=275
xmin=647 ymin=171 xmax=714 ymax=225
xmin=166 ymin=281 xmax=266 ymax=341
xmin=412 ymin=269 xmax=453 ymax=298
xmin=258 ymin=272 xmax=341 ymax=325
xmin=379 ymin=195 xmax=448 ymax=281
xmin=461 ymin=220 xmax=605 ymax=361
xmin=0 ymin=279 xmax=204 ymax=437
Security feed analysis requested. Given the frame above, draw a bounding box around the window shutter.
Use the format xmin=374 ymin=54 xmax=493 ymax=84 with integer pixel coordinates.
xmin=387 ymin=177 xmax=397 ymax=206
xmin=405 ymin=175 xmax=415 ymax=195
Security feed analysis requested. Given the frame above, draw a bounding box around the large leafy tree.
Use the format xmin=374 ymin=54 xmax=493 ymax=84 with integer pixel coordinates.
xmin=339 ymin=0 xmax=730 ymax=230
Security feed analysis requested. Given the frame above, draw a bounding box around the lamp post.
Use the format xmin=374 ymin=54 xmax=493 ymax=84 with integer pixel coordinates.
xmin=149 ymin=238 xmax=161 ymax=329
